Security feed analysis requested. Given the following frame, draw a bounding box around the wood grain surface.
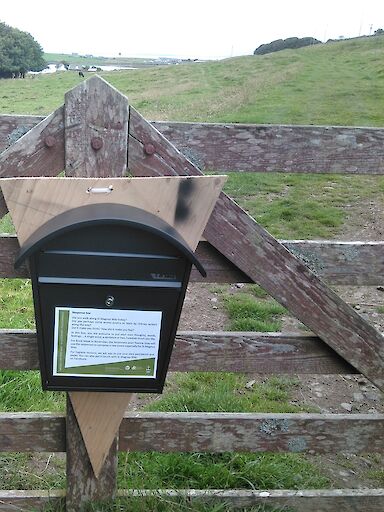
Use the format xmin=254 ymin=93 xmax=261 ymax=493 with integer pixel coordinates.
xmin=2 ymin=235 xmax=383 ymax=286
xmin=1 ymin=412 xmax=383 ymax=455
xmin=0 ymin=175 xmax=225 ymax=249
xmin=2 ymin=114 xmax=384 ymax=174
xmin=152 ymin=121 xmax=384 ymax=174
xmin=64 ymin=76 xmax=128 ymax=177
xmin=66 ymin=396 xmax=118 ymax=510
xmin=0 ymin=488 xmax=382 ymax=512
xmin=0 ymin=329 xmax=357 ymax=375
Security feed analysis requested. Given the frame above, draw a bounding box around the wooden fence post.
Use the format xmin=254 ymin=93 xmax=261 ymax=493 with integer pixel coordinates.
xmin=64 ymin=75 xmax=129 ymax=509
xmin=66 ymin=397 xmax=118 ymax=511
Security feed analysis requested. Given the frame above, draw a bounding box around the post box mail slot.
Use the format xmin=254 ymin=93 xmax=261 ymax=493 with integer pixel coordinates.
xmin=15 ymin=203 xmax=206 ymax=393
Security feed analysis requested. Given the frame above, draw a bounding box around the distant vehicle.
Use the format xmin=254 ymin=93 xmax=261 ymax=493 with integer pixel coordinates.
xmin=88 ymin=66 xmax=99 ymax=72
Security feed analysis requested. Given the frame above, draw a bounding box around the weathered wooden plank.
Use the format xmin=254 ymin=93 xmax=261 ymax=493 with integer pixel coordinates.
xmin=0 ymin=490 xmax=64 ymax=511
xmin=1 ymin=489 xmax=382 ymax=512
xmin=2 ymin=115 xmax=384 ymax=174
xmin=0 ymin=107 xmax=64 ymax=178
xmin=119 ymin=412 xmax=384 ymax=454
xmin=0 ymin=114 xmax=43 ymax=153
xmin=153 ymin=121 xmax=384 ymax=174
xmin=1 ymin=412 xmax=382 ymax=455
xmin=0 ymin=412 xmax=65 ymax=452
xmin=63 ymin=76 xmax=129 ymax=507
xmin=118 ymin=489 xmax=384 ymax=512
xmin=64 ymin=76 xmax=129 ymax=177
xmin=171 ymin=331 xmax=357 ymax=374
xmin=282 ymin=240 xmax=384 ymax=286
xmin=0 ymin=330 xmax=39 ymax=370
xmin=0 ymin=108 xmax=65 ymax=222
xmin=0 ymin=329 xmax=357 ymax=374
xmin=2 ymin=234 xmax=384 ymax=285
xmin=128 ymin=107 xmax=384 ymax=391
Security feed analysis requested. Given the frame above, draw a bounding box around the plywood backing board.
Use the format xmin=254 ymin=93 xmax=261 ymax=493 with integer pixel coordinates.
xmin=69 ymin=392 xmax=132 ymax=477
xmin=0 ymin=176 xmax=226 ymax=250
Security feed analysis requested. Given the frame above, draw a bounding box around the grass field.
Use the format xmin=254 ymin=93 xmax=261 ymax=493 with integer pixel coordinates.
xmin=1 ymin=36 xmax=384 ymax=510
xmin=0 ymin=35 xmax=382 ymax=124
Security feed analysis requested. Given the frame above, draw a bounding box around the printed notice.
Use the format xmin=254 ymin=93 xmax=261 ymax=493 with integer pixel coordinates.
xmin=53 ymin=307 xmax=162 ymax=378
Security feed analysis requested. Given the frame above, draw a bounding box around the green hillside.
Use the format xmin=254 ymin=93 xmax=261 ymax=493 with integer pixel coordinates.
xmin=0 ymin=35 xmax=383 ymax=127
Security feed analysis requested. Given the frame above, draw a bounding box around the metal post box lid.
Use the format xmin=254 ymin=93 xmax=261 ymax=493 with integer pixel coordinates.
xmin=15 ymin=203 xmax=206 ymax=276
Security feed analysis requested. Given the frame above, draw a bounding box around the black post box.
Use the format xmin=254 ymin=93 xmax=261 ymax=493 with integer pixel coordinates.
xmin=15 ymin=203 xmax=206 ymax=393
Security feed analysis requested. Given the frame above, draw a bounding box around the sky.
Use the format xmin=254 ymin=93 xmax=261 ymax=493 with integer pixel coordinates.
xmin=1 ymin=0 xmax=383 ymax=60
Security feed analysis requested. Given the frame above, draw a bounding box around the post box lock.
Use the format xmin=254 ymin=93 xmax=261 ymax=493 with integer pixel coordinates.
xmin=105 ymin=296 xmax=115 ymax=307
xmin=15 ymin=203 xmax=206 ymax=394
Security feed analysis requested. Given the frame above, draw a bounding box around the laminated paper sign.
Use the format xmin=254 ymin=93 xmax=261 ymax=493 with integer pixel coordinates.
xmin=53 ymin=307 xmax=162 ymax=378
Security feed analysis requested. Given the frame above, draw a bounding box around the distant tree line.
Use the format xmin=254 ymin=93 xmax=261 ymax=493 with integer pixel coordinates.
xmin=254 ymin=37 xmax=321 ymax=56
xmin=254 ymin=30 xmax=384 ymax=57
xmin=0 ymin=22 xmax=46 ymax=78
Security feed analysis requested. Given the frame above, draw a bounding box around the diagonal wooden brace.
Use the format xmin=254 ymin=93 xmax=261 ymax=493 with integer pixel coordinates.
xmin=128 ymin=106 xmax=384 ymax=391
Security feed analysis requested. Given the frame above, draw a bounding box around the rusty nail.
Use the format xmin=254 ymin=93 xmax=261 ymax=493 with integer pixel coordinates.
xmin=144 ymin=143 xmax=156 ymax=155
xmin=44 ymin=135 xmax=56 ymax=148
xmin=91 ymin=137 xmax=103 ymax=150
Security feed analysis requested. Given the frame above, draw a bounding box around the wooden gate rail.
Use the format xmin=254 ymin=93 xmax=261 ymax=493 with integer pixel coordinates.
xmin=1 ymin=235 xmax=384 ymax=286
xmin=0 ymin=409 xmax=383 ymax=510
xmin=0 ymin=411 xmax=383 ymax=454
xmin=1 ymin=489 xmax=383 ymax=512
xmin=0 ymin=329 xmax=358 ymax=374
xmin=1 ymin=114 xmax=384 ymax=174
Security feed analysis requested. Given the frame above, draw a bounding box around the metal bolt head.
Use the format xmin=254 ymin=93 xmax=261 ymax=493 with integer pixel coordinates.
xmin=144 ymin=143 xmax=156 ymax=155
xmin=91 ymin=137 xmax=103 ymax=150
xmin=44 ymin=135 xmax=56 ymax=148
xmin=105 ymin=295 xmax=115 ymax=307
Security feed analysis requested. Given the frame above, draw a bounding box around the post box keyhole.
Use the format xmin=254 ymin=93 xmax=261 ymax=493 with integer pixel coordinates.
xmin=105 ymin=295 xmax=115 ymax=307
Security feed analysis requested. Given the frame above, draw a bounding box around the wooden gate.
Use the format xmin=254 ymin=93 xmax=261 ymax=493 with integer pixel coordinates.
xmin=0 ymin=76 xmax=383 ymax=510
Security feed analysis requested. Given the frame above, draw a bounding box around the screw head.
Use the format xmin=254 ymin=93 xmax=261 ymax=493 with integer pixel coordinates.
xmin=144 ymin=143 xmax=156 ymax=155
xmin=91 ymin=137 xmax=103 ymax=150
xmin=44 ymin=135 xmax=56 ymax=148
